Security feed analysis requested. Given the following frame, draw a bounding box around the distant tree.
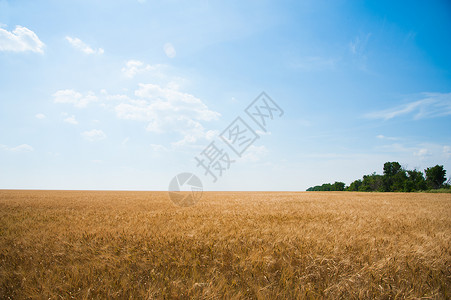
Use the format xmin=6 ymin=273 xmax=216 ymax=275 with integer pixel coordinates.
xmin=392 ymin=171 xmax=408 ymax=192
xmin=360 ymin=173 xmax=384 ymax=192
xmin=321 ymin=183 xmax=332 ymax=191
xmin=404 ymin=170 xmax=427 ymax=192
xmin=306 ymin=163 xmax=448 ymax=193
xmin=307 ymin=182 xmax=345 ymax=191
xmin=382 ymin=162 xmax=407 ymax=192
xmin=347 ymin=179 xmax=362 ymax=191
xmin=333 ymin=181 xmax=345 ymax=191
xmin=425 ymin=165 xmax=447 ymax=189
xmin=307 ymin=185 xmax=324 ymax=191
xmin=383 ymin=162 xmax=402 ymax=177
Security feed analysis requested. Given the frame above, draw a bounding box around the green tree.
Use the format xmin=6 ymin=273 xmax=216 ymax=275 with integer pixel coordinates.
xmin=383 ymin=161 xmax=402 ymax=177
xmin=360 ymin=173 xmax=384 ymax=192
xmin=307 ymin=182 xmax=345 ymax=191
xmin=382 ymin=162 xmax=407 ymax=192
xmin=347 ymin=179 xmax=362 ymax=191
xmin=425 ymin=165 xmax=447 ymax=189
xmin=306 ymin=163 xmax=448 ymax=192
xmin=321 ymin=183 xmax=332 ymax=191
xmin=392 ymin=171 xmax=408 ymax=192
xmin=333 ymin=181 xmax=345 ymax=191
xmin=404 ymin=170 xmax=427 ymax=192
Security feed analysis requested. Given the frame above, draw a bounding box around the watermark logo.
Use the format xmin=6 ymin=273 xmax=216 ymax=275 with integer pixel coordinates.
xmin=168 ymin=173 xmax=203 ymax=207
xmin=168 ymin=92 xmax=283 ymax=207
xmin=245 ymin=92 xmax=283 ymax=132
xmin=220 ymin=117 xmax=259 ymax=157
xmin=195 ymin=141 xmax=235 ymax=183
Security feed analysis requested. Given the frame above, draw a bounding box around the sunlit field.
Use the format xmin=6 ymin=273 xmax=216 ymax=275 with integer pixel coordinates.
xmin=0 ymin=190 xmax=449 ymax=299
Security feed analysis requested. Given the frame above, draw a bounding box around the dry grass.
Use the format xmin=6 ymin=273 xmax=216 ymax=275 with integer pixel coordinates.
xmin=0 ymin=190 xmax=450 ymax=299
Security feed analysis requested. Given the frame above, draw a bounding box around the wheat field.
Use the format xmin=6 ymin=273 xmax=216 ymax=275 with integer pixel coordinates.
xmin=0 ymin=190 xmax=449 ymax=299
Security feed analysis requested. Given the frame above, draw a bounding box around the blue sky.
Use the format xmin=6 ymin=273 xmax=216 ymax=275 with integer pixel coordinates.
xmin=0 ymin=0 xmax=450 ymax=191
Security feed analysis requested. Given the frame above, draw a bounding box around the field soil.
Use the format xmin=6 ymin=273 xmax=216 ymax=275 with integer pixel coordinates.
xmin=0 ymin=190 xmax=450 ymax=299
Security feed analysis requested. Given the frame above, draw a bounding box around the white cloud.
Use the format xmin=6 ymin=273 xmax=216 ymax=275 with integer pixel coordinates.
xmin=52 ymin=83 xmax=218 ymax=146
xmin=171 ymin=123 xmax=204 ymax=147
xmin=135 ymin=83 xmax=219 ymax=121
xmin=365 ymin=92 xmax=451 ymax=120
xmin=121 ymin=60 xmax=154 ymax=78
xmin=52 ymin=61 xmax=218 ymax=147
xmin=81 ymin=129 xmax=106 ymax=141
xmin=115 ymin=83 xmax=220 ymax=145
xmin=0 ymin=143 xmax=34 ymax=152
xmin=205 ymin=130 xmax=218 ymax=140
xmin=35 ymin=113 xmax=46 ymax=119
xmin=414 ymin=148 xmax=432 ymax=158
xmin=120 ymin=61 xmax=173 ymax=83
xmin=65 ymin=36 xmax=104 ymax=55
xmin=376 ymin=134 xmax=398 ymax=141
xmin=169 ymin=121 xmax=214 ymax=147
xmin=0 ymin=25 xmax=45 ymax=53
xmin=240 ymin=145 xmax=268 ymax=162
xmin=163 ymin=43 xmax=176 ymax=58
xmin=376 ymin=142 xmax=451 ymax=168
xmin=53 ymin=89 xmax=98 ymax=108
xmin=64 ymin=115 xmax=78 ymax=125
xmin=150 ymin=144 xmax=167 ymax=152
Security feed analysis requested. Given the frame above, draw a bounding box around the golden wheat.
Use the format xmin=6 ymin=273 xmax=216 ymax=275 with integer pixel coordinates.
xmin=0 ymin=190 xmax=449 ymax=299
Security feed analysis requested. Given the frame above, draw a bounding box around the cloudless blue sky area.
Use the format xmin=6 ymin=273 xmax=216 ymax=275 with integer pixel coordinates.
xmin=1 ymin=0 xmax=450 ymax=191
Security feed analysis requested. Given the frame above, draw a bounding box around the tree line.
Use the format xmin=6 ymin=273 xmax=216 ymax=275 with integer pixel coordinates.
xmin=306 ymin=162 xmax=450 ymax=192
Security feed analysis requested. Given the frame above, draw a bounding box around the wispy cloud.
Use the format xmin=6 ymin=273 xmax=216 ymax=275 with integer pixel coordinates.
xmin=0 ymin=143 xmax=34 ymax=152
xmin=53 ymin=89 xmax=98 ymax=108
xmin=81 ymin=129 xmax=106 ymax=141
xmin=240 ymin=145 xmax=268 ymax=162
xmin=349 ymin=33 xmax=371 ymax=55
xmin=349 ymin=33 xmax=371 ymax=71
xmin=150 ymin=144 xmax=167 ymax=152
xmin=376 ymin=141 xmax=451 ymax=165
xmin=63 ymin=115 xmax=78 ymax=125
xmin=376 ymin=134 xmax=398 ymax=141
xmin=65 ymin=36 xmax=104 ymax=55
xmin=365 ymin=92 xmax=451 ymax=120
xmin=121 ymin=60 xmax=154 ymax=78
xmin=414 ymin=148 xmax=432 ymax=158
xmin=35 ymin=113 xmax=46 ymax=119
xmin=0 ymin=25 xmax=45 ymax=53
xmin=115 ymin=83 xmax=220 ymax=145
xmin=53 ymin=59 xmax=219 ymax=147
